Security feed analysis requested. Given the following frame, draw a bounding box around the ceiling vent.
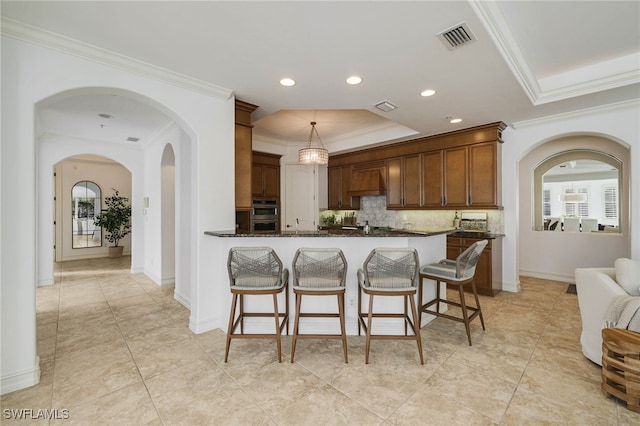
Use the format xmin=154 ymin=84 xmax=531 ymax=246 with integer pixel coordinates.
xmin=437 ymin=22 xmax=476 ymax=50
xmin=374 ymin=101 xmax=398 ymax=112
xmin=126 ymin=137 xmax=140 ymax=142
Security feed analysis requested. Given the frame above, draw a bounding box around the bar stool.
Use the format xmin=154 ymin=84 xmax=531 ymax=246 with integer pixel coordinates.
xmin=418 ymin=240 xmax=488 ymax=346
xmin=224 ymin=246 xmax=289 ymax=363
xmin=291 ymin=248 xmax=348 ymax=363
xmin=358 ymin=247 xmax=423 ymax=364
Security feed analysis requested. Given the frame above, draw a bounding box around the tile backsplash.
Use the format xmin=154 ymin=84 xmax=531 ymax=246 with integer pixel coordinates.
xmin=321 ymin=195 xmax=504 ymax=233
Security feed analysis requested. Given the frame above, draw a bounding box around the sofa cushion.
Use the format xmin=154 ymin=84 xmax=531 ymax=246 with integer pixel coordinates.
xmin=615 ymin=258 xmax=640 ymax=296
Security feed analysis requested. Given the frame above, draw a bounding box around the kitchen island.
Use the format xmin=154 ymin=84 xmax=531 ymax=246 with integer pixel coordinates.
xmin=202 ymin=227 xmax=453 ymax=336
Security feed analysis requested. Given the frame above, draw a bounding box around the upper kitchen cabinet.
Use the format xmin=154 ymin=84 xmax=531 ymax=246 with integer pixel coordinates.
xmin=468 ymin=141 xmax=501 ymax=207
xmin=386 ymin=154 xmax=421 ymax=209
xmin=422 ymin=150 xmax=444 ymax=207
xmin=235 ymin=100 xmax=258 ymax=210
xmin=252 ymin=151 xmax=281 ymax=199
xmin=328 ymin=122 xmax=506 ymax=210
xmin=328 ymin=166 xmax=360 ymax=210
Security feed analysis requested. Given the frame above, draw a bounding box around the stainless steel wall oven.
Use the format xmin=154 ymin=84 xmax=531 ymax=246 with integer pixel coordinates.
xmin=250 ymin=199 xmax=279 ymax=232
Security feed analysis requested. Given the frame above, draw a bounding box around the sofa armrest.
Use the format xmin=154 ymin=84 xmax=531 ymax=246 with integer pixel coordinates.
xmin=575 ymin=267 xmax=627 ymax=365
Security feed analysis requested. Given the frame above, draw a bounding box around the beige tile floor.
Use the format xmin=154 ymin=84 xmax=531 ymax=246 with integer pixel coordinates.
xmin=2 ymin=256 xmax=639 ymax=425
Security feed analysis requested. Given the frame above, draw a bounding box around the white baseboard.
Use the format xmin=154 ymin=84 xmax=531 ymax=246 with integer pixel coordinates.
xmin=519 ymin=270 xmax=575 ymax=284
xmin=161 ymin=276 xmax=175 ymax=286
xmin=501 ymin=280 xmax=522 ymax=292
xmin=37 ymin=278 xmax=55 ymax=287
xmin=1 ymin=357 xmax=40 ymax=395
xmin=173 ymin=291 xmax=190 ymax=310
xmin=189 ymin=315 xmax=219 ymax=334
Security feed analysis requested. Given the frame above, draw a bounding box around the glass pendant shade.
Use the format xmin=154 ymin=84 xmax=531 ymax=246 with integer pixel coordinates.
xmin=299 ymin=121 xmax=328 ymax=165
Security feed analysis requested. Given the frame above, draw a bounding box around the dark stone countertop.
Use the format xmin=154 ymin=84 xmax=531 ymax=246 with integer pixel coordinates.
xmin=448 ymin=231 xmax=505 ymax=239
xmin=205 ymin=227 xmax=456 ymax=238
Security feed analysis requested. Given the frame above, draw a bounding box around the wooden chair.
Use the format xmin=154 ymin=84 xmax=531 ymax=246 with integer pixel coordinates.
xmin=419 ymin=240 xmax=488 ymax=346
xmin=358 ymin=247 xmax=423 ymax=364
xmin=224 ymin=247 xmax=289 ymax=362
xmin=291 ymin=248 xmax=348 ymax=363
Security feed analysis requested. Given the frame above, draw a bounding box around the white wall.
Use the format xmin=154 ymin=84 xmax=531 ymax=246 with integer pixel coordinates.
xmin=501 ymin=101 xmax=639 ymax=290
xmin=517 ymin=135 xmax=630 ymax=282
xmin=55 ymin=156 xmax=132 ymax=262
xmin=1 ymin=36 xmax=234 ymax=394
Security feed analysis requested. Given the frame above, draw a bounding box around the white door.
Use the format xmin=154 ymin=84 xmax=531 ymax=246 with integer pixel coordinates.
xmin=284 ymin=164 xmax=316 ymax=231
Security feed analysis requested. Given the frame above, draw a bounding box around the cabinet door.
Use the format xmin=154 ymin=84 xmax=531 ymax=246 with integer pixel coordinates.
xmin=469 ymin=142 xmax=497 ymax=206
xmin=251 ymin=164 xmax=264 ymax=197
xmin=328 ymin=167 xmax=342 ymax=209
xmin=235 ymin=124 xmax=253 ymax=209
xmin=444 ymin=147 xmax=468 ymax=206
xmin=340 ymin=166 xmax=359 ymax=209
xmin=386 ymin=158 xmax=402 ymax=208
xmin=403 ymin=154 xmax=422 ymax=208
xmin=422 ymin=151 xmax=443 ymax=207
xmin=472 ymin=249 xmax=492 ymax=295
xmin=263 ymin=165 xmax=280 ymax=198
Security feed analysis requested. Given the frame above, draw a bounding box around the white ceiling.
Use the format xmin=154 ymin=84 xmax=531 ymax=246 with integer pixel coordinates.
xmin=2 ymin=1 xmax=639 ymax=152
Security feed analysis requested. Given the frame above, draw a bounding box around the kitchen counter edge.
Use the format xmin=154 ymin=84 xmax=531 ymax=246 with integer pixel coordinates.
xmin=204 ymin=229 xmax=456 ymax=238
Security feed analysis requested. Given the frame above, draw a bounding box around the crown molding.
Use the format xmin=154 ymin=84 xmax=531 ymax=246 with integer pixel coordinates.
xmin=511 ymin=99 xmax=640 ymax=129
xmin=470 ymin=1 xmax=640 ymax=106
xmin=1 ymin=17 xmax=233 ymax=101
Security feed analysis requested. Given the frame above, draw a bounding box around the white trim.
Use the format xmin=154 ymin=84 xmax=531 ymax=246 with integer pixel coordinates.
xmin=520 ymin=269 xmax=574 ymax=284
xmin=1 ymin=17 xmax=233 ymax=101
xmin=37 ymin=278 xmax=55 ymax=287
xmin=174 ymin=290 xmax=190 ymax=310
xmin=161 ymin=276 xmax=175 ymax=286
xmin=470 ymin=2 xmax=640 ymax=106
xmin=511 ymin=99 xmax=640 ymax=129
xmin=189 ymin=314 xmax=218 ymax=334
xmin=0 ymin=357 xmax=40 ymax=396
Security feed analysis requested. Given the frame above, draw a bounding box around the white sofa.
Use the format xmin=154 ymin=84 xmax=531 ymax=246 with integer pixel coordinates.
xmin=575 ymin=258 xmax=640 ymax=365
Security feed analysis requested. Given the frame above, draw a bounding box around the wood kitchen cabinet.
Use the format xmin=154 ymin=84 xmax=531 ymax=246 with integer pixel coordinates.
xmin=422 ymin=150 xmax=444 ymax=207
xmin=446 ymin=235 xmax=502 ymax=297
xmin=235 ymin=100 xmax=258 ymax=210
xmin=468 ymin=142 xmax=500 ymax=207
xmin=252 ymin=151 xmax=281 ymax=199
xmin=422 ymin=142 xmax=500 ymax=208
xmin=328 ymin=166 xmax=360 ymax=210
xmin=386 ymin=155 xmax=421 ymax=209
xmin=327 ymin=122 xmax=506 ymax=210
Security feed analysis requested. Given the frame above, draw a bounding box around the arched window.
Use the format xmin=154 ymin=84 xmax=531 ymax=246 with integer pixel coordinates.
xmin=72 ymin=181 xmax=102 ymax=248
xmin=533 ymin=150 xmax=621 ymax=233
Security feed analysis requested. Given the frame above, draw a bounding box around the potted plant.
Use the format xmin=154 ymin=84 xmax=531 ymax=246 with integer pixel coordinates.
xmin=94 ymin=188 xmax=132 ymax=258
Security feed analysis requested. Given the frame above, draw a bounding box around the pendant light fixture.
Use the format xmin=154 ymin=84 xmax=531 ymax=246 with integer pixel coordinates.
xmin=298 ymin=121 xmax=328 ymax=165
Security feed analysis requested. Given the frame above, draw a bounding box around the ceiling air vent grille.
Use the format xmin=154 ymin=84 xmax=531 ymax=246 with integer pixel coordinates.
xmin=437 ymin=22 xmax=476 ymax=50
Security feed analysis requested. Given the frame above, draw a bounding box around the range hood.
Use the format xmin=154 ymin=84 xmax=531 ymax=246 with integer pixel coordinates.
xmin=349 ymin=169 xmax=386 ymax=196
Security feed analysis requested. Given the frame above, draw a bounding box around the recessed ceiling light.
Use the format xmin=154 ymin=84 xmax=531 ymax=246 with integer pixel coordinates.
xmin=449 ymin=117 xmax=462 ymax=124
xmin=346 ymin=76 xmax=362 ymax=85
xmin=280 ymin=78 xmax=295 ymax=87
xmin=420 ymin=89 xmax=436 ymax=97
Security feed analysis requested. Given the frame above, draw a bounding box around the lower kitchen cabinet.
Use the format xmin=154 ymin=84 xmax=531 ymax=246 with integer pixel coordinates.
xmin=446 ymin=235 xmax=502 ymax=297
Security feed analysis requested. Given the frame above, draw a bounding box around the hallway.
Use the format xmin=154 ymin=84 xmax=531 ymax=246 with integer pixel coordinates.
xmin=1 ymin=258 xmax=637 ymax=425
